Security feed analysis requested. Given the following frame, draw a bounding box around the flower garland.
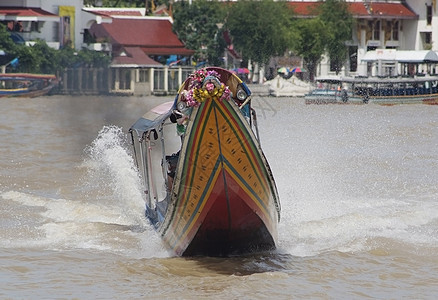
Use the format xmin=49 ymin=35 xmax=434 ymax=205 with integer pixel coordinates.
xmin=180 ymin=69 xmax=232 ymax=107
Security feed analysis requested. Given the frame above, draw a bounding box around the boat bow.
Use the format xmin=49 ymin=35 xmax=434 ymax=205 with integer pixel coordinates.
xmin=130 ymin=67 xmax=280 ymax=256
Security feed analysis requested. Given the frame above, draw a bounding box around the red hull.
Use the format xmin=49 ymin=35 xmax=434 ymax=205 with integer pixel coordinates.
xmin=184 ymin=170 xmax=276 ymax=256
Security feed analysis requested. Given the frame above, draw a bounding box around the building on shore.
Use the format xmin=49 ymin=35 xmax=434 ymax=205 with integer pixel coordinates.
xmin=0 ymin=1 xmax=195 ymax=96
xmin=288 ymin=0 xmax=438 ymax=78
xmin=84 ymin=8 xmax=194 ymax=95
xmin=3 ymin=0 xmax=438 ymax=92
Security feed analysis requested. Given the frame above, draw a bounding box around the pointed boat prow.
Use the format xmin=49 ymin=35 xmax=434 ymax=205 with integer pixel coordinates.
xmin=130 ymin=67 xmax=280 ymax=256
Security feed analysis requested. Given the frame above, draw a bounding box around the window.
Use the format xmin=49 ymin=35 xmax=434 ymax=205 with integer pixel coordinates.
xmin=427 ymin=5 xmax=432 ymax=25
xmin=425 ymin=32 xmax=432 ymax=44
xmin=349 ymin=46 xmax=358 ymax=72
xmin=330 ymin=60 xmax=338 ymax=72
xmin=83 ymin=29 xmax=94 ymax=44
xmin=374 ymin=21 xmax=380 ymax=40
xmin=139 ymin=69 xmax=149 ymax=82
xmin=421 ymin=32 xmax=432 ymax=49
xmin=30 ymin=21 xmax=39 ymax=32
xmin=392 ymin=21 xmax=399 ymax=40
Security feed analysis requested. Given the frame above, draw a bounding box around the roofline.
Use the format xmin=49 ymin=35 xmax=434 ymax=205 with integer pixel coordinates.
xmin=0 ymin=8 xmax=60 ymax=22
xmin=354 ymin=15 xmax=418 ymax=20
xmin=110 ymin=64 xmax=163 ymax=68
xmin=82 ymin=7 xmax=173 ymax=23
xmin=288 ymin=1 xmax=418 ymax=20
xmin=83 ymin=7 xmax=146 ymax=13
xmin=82 ymin=10 xmax=113 ymax=23
xmin=0 ymin=15 xmax=60 ymax=22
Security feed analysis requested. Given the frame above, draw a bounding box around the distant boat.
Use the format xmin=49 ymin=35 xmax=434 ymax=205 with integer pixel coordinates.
xmin=129 ymin=67 xmax=281 ymax=256
xmin=0 ymin=73 xmax=58 ymax=98
xmin=305 ymin=75 xmax=438 ymax=105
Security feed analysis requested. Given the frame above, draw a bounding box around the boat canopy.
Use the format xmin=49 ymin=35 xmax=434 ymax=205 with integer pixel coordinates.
xmin=315 ymin=75 xmax=438 ymax=85
xmin=313 ymin=75 xmax=343 ymax=84
xmin=343 ymin=76 xmax=438 ymax=84
xmin=362 ymin=50 xmax=438 ymax=63
xmin=0 ymin=73 xmax=57 ymax=81
xmin=130 ymin=101 xmax=175 ymax=135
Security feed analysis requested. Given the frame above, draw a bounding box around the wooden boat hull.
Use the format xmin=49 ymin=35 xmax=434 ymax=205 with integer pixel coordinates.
xmin=130 ymin=67 xmax=280 ymax=256
xmin=305 ymin=76 xmax=438 ymax=105
xmin=305 ymin=93 xmax=438 ymax=105
xmin=0 ymin=73 xmax=57 ymax=98
xmin=160 ymin=94 xmax=279 ymax=256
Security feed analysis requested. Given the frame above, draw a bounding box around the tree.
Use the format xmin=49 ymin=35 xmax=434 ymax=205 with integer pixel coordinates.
xmin=28 ymin=40 xmax=60 ymax=74
xmin=292 ymin=18 xmax=327 ymax=81
xmin=0 ymin=24 xmax=17 ymax=53
xmin=172 ymin=0 xmax=227 ymax=66
xmin=226 ymin=0 xmax=295 ymax=66
xmin=1 ymin=22 xmax=110 ymax=74
xmin=318 ymin=0 xmax=353 ymax=74
xmin=0 ymin=23 xmax=18 ymax=69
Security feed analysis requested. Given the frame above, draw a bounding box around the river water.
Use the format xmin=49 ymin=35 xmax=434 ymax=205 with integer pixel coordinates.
xmin=1 ymin=95 xmax=437 ymax=299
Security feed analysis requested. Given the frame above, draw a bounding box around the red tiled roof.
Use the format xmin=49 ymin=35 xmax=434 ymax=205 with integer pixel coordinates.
xmin=348 ymin=3 xmax=368 ymax=16
xmin=87 ymin=10 xmax=143 ymax=17
xmin=354 ymin=3 xmax=417 ymax=19
xmin=112 ymin=47 xmax=162 ymax=67
xmin=89 ymin=17 xmax=194 ymax=65
xmin=288 ymin=1 xmax=320 ymax=16
xmin=90 ymin=18 xmax=193 ymax=50
xmin=288 ymin=1 xmax=417 ymax=19
xmin=140 ymin=47 xmax=194 ymax=56
xmin=0 ymin=7 xmax=59 ymax=21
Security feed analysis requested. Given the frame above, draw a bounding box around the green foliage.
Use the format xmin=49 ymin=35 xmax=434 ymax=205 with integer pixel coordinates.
xmin=172 ymin=0 xmax=227 ymax=65
xmin=84 ymin=0 xmax=145 ymax=7
xmin=0 ymin=23 xmax=17 ymax=53
xmin=290 ymin=0 xmax=353 ymax=79
xmin=75 ymin=49 xmax=111 ymax=68
xmin=2 ymin=0 xmax=354 ymax=80
xmin=0 ymin=23 xmax=110 ymax=74
xmin=28 ymin=40 xmax=60 ymax=74
xmin=227 ymin=0 xmax=295 ymax=65
xmin=318 ymin=0 xmax=353 ymax=74
xmin=292 ymin=18 xmax=327 ymax=80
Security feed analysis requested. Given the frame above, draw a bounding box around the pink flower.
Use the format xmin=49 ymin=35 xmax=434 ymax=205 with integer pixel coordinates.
xmin=205 ymin=82 xmax=215 ymax=92
xmin=220 ymin=87 xmax=231 ymax=101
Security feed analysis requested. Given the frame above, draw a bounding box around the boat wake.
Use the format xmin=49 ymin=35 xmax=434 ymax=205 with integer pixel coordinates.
xmin=2 ymin=120 xmax=437 ymax=258
xmin=0 ymin=125 xmax=169 ymax=258
xmin=259 ymin=103 xmax=438 ymax=257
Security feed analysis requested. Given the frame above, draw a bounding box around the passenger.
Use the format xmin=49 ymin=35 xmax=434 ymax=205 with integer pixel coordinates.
xmin=165 ymin=151 xmax=179 ymax=192
xmin=166 ymin=105 xmax=188 ymax=192
xmin=341 ymin=88 xmax=348 ymax=103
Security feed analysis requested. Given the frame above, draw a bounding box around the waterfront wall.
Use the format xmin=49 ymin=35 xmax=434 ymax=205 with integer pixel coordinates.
xmin=58 ymin=66 xmax=195 ymax=96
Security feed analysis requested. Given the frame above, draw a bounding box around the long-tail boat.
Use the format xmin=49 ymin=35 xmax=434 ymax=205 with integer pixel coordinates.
xmin=0 ymin=73 xmax=58 ymax=98
xmin=129 ymin=67 xmax=280 ymax=256
xmin=305 ymin=75 xmax=438 ymax=105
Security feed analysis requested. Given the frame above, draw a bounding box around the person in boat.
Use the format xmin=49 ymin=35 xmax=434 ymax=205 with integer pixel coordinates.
xmin=165 ymin=151 xmax=179 ymax=192
xmin=166 ymin=108 xmax=189 ymax=192
xmin=341 ymin=87 xmax=348 ymax=103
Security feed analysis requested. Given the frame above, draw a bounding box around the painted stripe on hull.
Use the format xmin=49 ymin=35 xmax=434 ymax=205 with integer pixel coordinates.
xmin=159 ymin=97 xmax=279 ymax=255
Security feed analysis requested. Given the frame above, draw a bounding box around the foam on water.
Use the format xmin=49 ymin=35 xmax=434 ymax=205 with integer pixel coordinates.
xmin=81 ymin=125 xmax=146 ymax=222
xmin=1 ymin=100 xmax=437 ymax=259
xmin=255 ymin=100 xmax=438 ymax=257
xmin=1 ymin=125 xmax=169 ymax=258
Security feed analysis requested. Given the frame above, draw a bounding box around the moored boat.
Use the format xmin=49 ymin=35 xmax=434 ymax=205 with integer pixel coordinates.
xmin=129 ymin=67 xmax=281 ymax=256
xmin=0 ymin=73 xmax=58 ymax=98
xmin=305 ymin=75 xmax=438 ymax=105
